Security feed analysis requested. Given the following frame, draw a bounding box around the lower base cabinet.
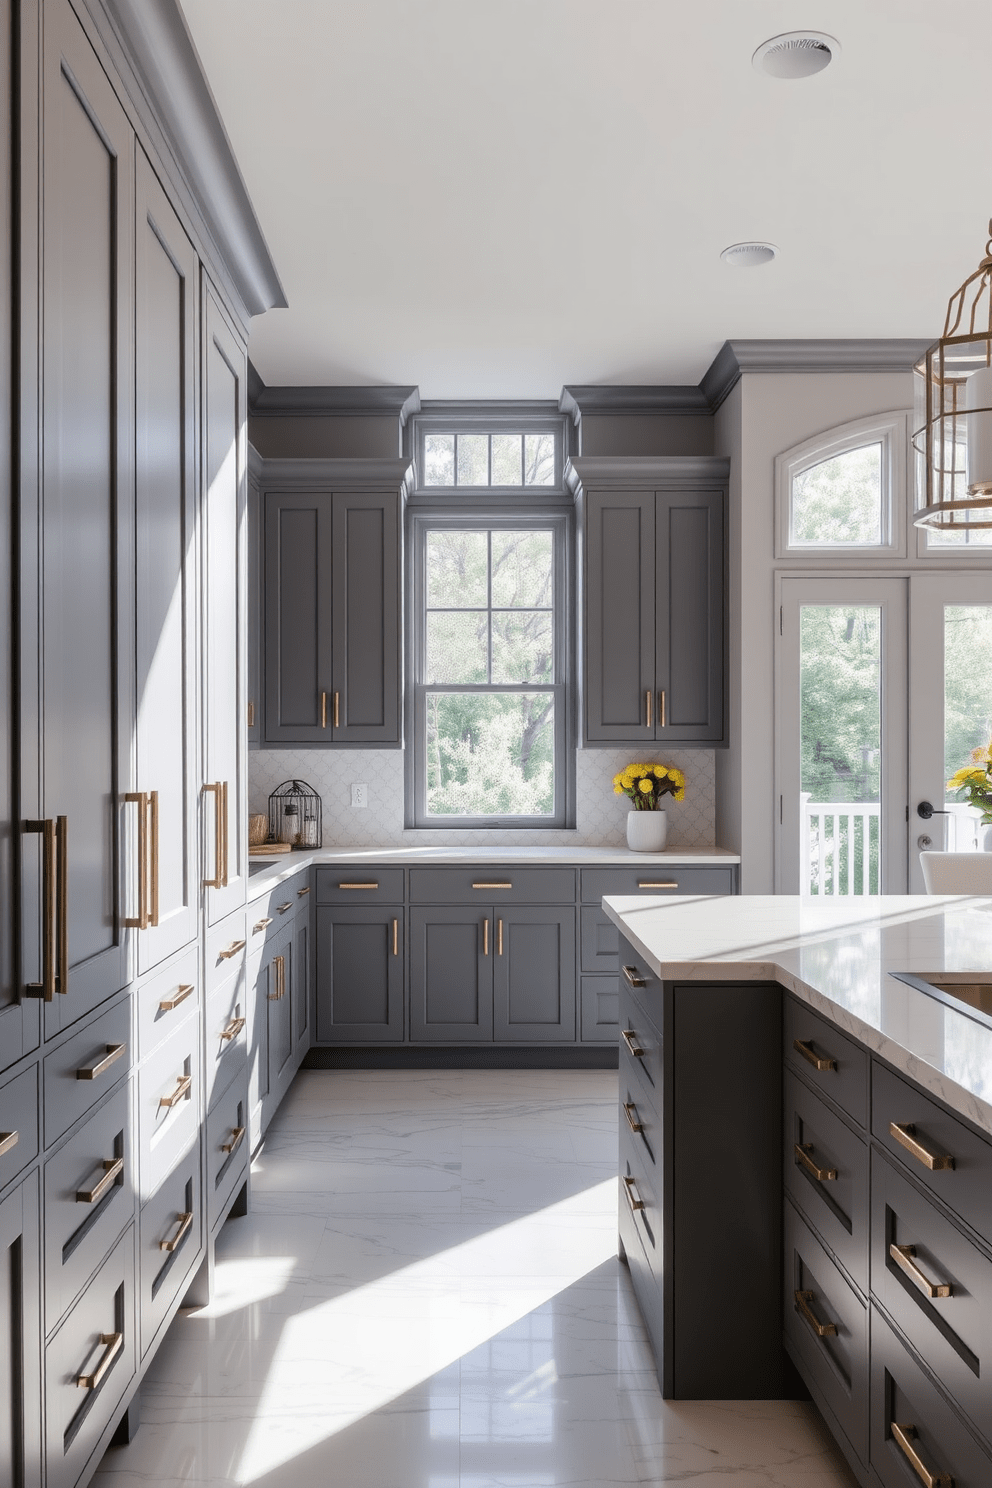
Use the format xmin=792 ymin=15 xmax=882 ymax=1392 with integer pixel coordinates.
xmin=316 ymin=905 xmax=404 ymax=1043
xmin=138 ymin=1147 xmax=201 ymax=1358
xmin=0 ymin=1172 xmax=42 ymax=1486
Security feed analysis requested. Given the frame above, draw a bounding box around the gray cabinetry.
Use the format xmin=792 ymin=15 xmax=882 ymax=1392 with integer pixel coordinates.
xmin=576 ymin=460 xmax=727 ymax=747
xmin=0 ymin=1172 xmax=42 ymax=1486
xmin=493 ymin=906 xmax=575 ymax=1042
xmin=409 ymin=905 xmax=492 ymax=1042
xmin=261 ymin=480 xmax=403 ymax=746
xmin=316 ymin=905 xmax=404 ymax=1043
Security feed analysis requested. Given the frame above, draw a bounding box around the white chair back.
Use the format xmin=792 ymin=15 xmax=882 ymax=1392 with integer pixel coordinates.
xmin=919 ymin=851 xmax=992 ymax=894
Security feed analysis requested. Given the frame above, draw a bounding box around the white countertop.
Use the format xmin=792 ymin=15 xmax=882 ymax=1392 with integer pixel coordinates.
xmin=246 ymin=844 xmax=739 ymax=897
xmin=602 ymin=892 xmax=992 ymax=1136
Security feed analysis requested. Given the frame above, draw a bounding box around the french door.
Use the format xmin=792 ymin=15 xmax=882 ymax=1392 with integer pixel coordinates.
xmin=777 ymin=575 xmax=992 ymax=895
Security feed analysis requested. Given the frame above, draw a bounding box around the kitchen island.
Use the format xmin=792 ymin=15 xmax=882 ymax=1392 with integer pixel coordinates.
xmin=602 ymin=892 xmax=992 ymax=1488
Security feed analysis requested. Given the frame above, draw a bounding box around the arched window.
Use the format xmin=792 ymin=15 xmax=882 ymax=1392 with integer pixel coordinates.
xmin=775 ymin=412 xmax=908 ymax=557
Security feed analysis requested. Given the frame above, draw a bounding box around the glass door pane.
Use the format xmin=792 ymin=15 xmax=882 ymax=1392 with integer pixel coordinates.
xmin=943 ymin=605 xmax=992 ymax=850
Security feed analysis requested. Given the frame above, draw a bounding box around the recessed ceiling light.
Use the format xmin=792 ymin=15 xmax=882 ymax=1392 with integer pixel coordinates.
xmin=753 ymin=32 xmax=839 ymax=79
xmin=720 ymin=242 xmax=778 ymax=268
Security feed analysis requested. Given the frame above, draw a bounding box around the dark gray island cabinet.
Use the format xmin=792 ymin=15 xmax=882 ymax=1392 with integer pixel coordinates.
xmin=616 ymin=931 xmax=992 ymax=1488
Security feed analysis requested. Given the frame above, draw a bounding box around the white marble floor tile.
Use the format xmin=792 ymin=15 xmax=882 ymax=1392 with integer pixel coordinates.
xmin=92 ymin=1070 xmax=858 ymax=1488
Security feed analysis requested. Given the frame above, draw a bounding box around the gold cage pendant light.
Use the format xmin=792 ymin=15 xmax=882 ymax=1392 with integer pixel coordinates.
xmin=914 ymin=219 xmax=992 ymax=531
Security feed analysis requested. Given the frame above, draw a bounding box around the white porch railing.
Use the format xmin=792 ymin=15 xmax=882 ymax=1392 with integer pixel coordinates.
xmin=802 ymin=794 xmax=880 ymax=896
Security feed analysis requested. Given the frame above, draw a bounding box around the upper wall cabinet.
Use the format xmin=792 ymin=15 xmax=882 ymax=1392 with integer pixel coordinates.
xmin=257 ymin=460 xmax=409 ymax=748
xmin=573 ymin=458 xmax=728 ymax=748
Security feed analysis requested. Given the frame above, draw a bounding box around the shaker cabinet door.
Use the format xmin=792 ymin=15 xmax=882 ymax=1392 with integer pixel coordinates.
xmin=655 ymin=488 xmax=725 ymax=744
xmin=0 ymin=1173 xmax=42 ymax=1488
xmin=409 ymin=906 xmax=494 ymax=1042
xmin=583 ymin=490 xmax=656 ymax=743
xmin=315 ymin=905 xmax=404 ymax=1044
xmin=493 ymin=906 xmax=576 ymax=1042
xmin=262 ymin=491 xmax=333 ymax=742
xmin=330 ymin=491 xmax=401 ymax=744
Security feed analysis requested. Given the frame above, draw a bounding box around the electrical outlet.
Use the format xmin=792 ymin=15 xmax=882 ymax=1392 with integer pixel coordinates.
xmin=351 ymin=782 xmax=368 ymax=809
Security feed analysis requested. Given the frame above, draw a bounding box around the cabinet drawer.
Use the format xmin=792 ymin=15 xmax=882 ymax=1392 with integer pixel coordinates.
xmin=616 ymin=938 xmax=663 ymax=1023
xmin=0 ymin=1064 xmax=39 ymax=1192
xmin=871 ymin=1149 xmax=992 ymax=1448
xmin=784 ymin=1070 xmax=868 ymax=1294
xmin=44 ymin=1082 xmax=134 ymax=1331
xmin=580 ymin=976 xmax=619 ymax=1041
xmin=206 ymin=1078 xmax=249 ymax=1235
xmin=316 ymin=867 xmax=404 ymax=904
xmin=871 ymin=1304 xmax=992 ymax=1488
xmin=581 ymin=866 xmax=735 ymax=902
xmin=784 ymin=997 xmax=868 ymax=1129
xmin=621 ymin=1062 xmax=660 ymax=1184
xmin=205 ymin=910 xmax=248 ymax=991
xmin=44 ymin=1226 xmax=136 ymax=1488
xmin=618 ymin=1144 xmax=664 ymax=1381
xmin=872 ymin=1063 xmax=992 ymax=1247
xmin=204 ymin=960 xmax=249 ymax=1113
xmin=620 ymin=1105 xmax=660 ymax=1272
xmin=136 ymin=946 xmax=199 ymax=1059
xmin=618 ymin=984 xmax=662 ymax=1092
xmin=139 ymin=1145 xmax=201 ymax=1358
xmin=44 ymin=999 xmax=132 ymax=1149
xmin=580 ymin=907 xmax=622 ymax=973
xmin=136 ymin=1014 xmax=199 ymax=1202
xmin=784 ymin=1198 xmax=868 ymax=1473
xmin=409 ymin=866 xmax=575 ymax=904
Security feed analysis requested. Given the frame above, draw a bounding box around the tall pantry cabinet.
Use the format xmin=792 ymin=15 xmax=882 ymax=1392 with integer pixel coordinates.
xmin=1 ymin=1 xmax=283 ymax=1484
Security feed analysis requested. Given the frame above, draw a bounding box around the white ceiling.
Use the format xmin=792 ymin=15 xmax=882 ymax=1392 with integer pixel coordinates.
xmin=180 ymin=0 xmax=992 ymax=399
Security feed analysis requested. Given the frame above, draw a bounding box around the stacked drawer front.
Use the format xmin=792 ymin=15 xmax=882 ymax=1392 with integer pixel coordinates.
xmin=205 ymin=908 xmax=251 ymax=1234
xmin=0 ymin=1063 xmax=39 ymax=1191
xmin=785 ymin=1070 xmax=868 ymax=1293
xmin=617 ymin=977 xmax=664 ymax=1365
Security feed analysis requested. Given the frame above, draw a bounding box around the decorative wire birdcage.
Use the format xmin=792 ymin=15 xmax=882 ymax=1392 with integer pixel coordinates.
xmin=267 ymin=779 xmax=322 ymax=849
xmin=914 ymin=218 xmax=992 ymax=532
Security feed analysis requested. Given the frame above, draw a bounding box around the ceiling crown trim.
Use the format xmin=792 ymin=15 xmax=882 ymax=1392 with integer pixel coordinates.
xmin=701 ymin=338 xmax=933 ymax=411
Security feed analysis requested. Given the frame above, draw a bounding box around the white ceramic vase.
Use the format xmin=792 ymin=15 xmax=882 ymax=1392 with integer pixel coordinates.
xmin=626 ymin=809 xmax=668 ymax=852
xmin=982 ymin=824 xmax=992 ymax=852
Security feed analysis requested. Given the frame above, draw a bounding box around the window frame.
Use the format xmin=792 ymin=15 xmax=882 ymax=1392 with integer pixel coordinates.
xmin=774 ymin=411 xmax=909 ymax=560
xmin=408 ymin=405 xmax=571 ymax=500
xmin=405 ymin=507 xmax=575 ymax=830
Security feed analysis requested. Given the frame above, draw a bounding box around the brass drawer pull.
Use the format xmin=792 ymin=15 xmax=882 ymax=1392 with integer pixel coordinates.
xmin=76 ymin=1157 xmax=124 ymax=1205
xmin=333 ymin=690 xmax=340 ymax=728
xmin=624 ymin=1101 xmax=644 ymax=1134
xmin=77 ymin=1044 xmax=126 ymax=1081
xmin=219 ymin=1015 xmax=246 ymax=1041
xmin=77 ymin=1331 xmax=123 ymax=1390
xmin=637 ymin=881 xmax=678 ymax=889
xmin=203 ymin=781 xmax=224 ymax=888
xmin=297 ymin=885 xmax=311 ymax=897
xmin=891 ymin=1422 xmax=953 ymax=1488
xmin=794 ymin=1289 xmax=837 ymax=1339
xmin=159 ymin=1210 xmax=193 ymax=1253
xmin=794 ymin=1038 xmax=837 ymax=1072
xmin=159 ymin=1073 xmax=192 ymax=1109
xmin=622 ymin=964 xmax=647 ymax=988
xmin=483 ymin=918 xmax=489 ymax=956
xmin=890 ymin=1243 xmax=952 ymax=1300
xmin=218 ymin=939 xmax=246 ymax=960
xmin=0 ymin=1131 xmax=18 ymax=1158
xmin=247 ymin=700 xmax=255 ymax=728
xmin=393 ymin=918 xmax=399 ymax=957
xmin=645 ymin=689 xmax=652 ymax=728
xmin=890 ymin=1122 xmax=955 ymax=1172
xmin=253 ymin=917 xmax=273 ymax=933
xmin=321 ymin=690 xmax=328 ymax=729
xmin=276 ymin=902 xmax=293 ymax=914
xmin=621 ymin=1028 xmax=645 ymax=1057
xmin=659 ymin=689 xmax=667 ymax=728
xmin=623 ymin=1174 xmax=645 ymax=1212
xmin=124 ymin=791 xmax=150 ymax=929
xmin=338 ymin=882 xmax=379 ymax=890
xmin=497 ymin=917 xmax=503 ymax=956
xmin=159 ymin=983 xmax=194 ymax=1013
xmin=222 ymin=1125 xmax=245 ymax=1156
xmin=794 ymin=1142 xmax=837 ymax=1182
xmin=268 ymin=955 xmax=286 ymax=1000
xmin=472 ymin=881 xmax=512 ymax=889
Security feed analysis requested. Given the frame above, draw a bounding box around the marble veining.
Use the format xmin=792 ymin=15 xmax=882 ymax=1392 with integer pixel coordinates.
xmin=90 ymin=1071 xmax=856 ymax=1487
xmin=603 ymin=892 xmax=992 ymax=1135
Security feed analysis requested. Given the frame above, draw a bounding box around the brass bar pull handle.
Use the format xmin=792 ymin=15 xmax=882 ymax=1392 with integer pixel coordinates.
xmin=472 ymin=882 xmax=512 ymax=890
xmin=333 ymin=691 xmax=340 ymax=728
xmin=891 ymin=1422 xmax=953 ymax=1488
xmin=159 ymin=1073 xmax=192 ymax=1109
xmin=0 ymin=1131 xmax=18 ymax=1158
xmin=23 ymin=819 xmax=57 ymax=999
xmin=393 ymin=918 xmax=399 ymax=956
xmin=276 ymin=901 xmax=293 ymax=914
xmin=623 ymin=1174 xmax=645 ymax=1212
xmin=76 ymin=1157 xmax=124 ymax=1205
xmin=794 ymin=1038 xmax=837 ymax=1071
xmin=794 ymin=1289 xmax=837 ymax=1339
xmin=621 ymin=1028 xmax=645 ymax=1057
xmin=339 ymin=883 xmax=379 ymax=890
xmin=624 ymin=1101 xmax=644 ymax=1133
xmin=659 ymin=690 xmax=666 ymax=728
xmin=218 ymin=940 xmax=246 ymax=960
xmin=220 ymin=1016 xmax=246 ymax=1041
xmin=124 ymin=792 xmax=149 ymax=928
xmin=159 ymin=1210 xmax=193 ymax=1253
xmin=646 ymin=689 xmax=652 ymax=729
xmin=321 ymin=690 xmax=327 ymax=729
xmin=637 ymin=881 xmax=678 ymax=889
xmin=268 ymin=955 xmax=286 ymax=1000
xmin=149 ymin=790 xmax=159 ymax=927
xmin=297 ymin=885 xmax=311 ymax=897
xmin=159 ymin=983 xmax=194 ymax=1013
xmin=253 ymin=917 xmax=273 ymax=933
xmin=483 ymin=918 xmax=489 ymax=956
xmin=203 ymin=783 xmax=222 ymax=888
xmin=222 ymin=1125 xmax=245 ymax=1156
xmin=497 ymin=918 xmax=503 ymax=956
xmin=890 ymin=1243 xmax=952 ymax=1299
xmin=76 ymin=1044 xmax=126 ymax=1082
xmin=221 ymin=780 xmax=229 ymax=887
xmin=622 ymin=964 xmax=647 ymax=988
xmin=77 ymin=1331 xmax=123 ymax=1390
xmin=890 ymin=1122 xmax=955 ymax=1172
xmin=247 ymin=700 xmax=255 ymax=728
xmin=56 ymin=815 xmax=68 ymax=994
xmin=794 ymin=1142 xmax=837 ymax=1182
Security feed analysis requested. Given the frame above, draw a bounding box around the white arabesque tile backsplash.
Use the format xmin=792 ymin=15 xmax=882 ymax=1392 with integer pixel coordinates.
xmin=249 ymin=748 xmax=716 ymax=849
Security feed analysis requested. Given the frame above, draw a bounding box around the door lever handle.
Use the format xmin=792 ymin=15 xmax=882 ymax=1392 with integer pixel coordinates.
xmin=917 ymin=801 xmax=950 ymax=820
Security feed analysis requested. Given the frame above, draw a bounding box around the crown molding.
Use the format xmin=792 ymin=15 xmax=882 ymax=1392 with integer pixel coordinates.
xmin=700 ymin=338 xmax=932 ymax=411
xmin=248 ymin=369 xmax=421 ymax=425
xmin=416 ymin=399 xmax=563 ymax=420
xmin=565 ymin=455 xmax=731 ymax=493
xmin=559 ymin=385 xmax=710 ymax=424
xmin=248 ymin=453 xmax=414 ymax=490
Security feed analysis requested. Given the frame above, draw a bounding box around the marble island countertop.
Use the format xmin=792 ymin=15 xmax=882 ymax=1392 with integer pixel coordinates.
xmin=602 ymin=892 xmax=992 ymax=1136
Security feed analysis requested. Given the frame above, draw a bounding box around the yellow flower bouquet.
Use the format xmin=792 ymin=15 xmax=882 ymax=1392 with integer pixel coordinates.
xmin=612 ymin=762 xmax=686 ymax=811
xmin=947 ymin=741 xmax=992 ymax=824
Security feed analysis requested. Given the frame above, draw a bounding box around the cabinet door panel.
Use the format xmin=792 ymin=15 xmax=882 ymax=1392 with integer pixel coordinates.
xmin=266 ymin=927 xmax=294 ymax=1100
xmin=331 ymin=491 xmax=400 ymax=743
xmin=262 ymin=492 xmax=332 ymax=741
xmin=410 ymin=906 xmax=493 ymax=1042
xmin=134 ymin=148 xmax=199 ymax=972
xmin=0 ymin=1173 xmax=42 ymax=1488
xmin=35 ymin=0 xmax=134 ymax=1030
xmin=202 ymin=286 xmax=248 ymax=923
xmin=494 ymin=906 xmax=575 ymax=1041
xmin=656 ymin=488 xmax=724 ymax=742
xmin=583 ymin=491 xmax=655 ymax=742
xmin=315 ymin=906 xmax=403 ymax=1043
